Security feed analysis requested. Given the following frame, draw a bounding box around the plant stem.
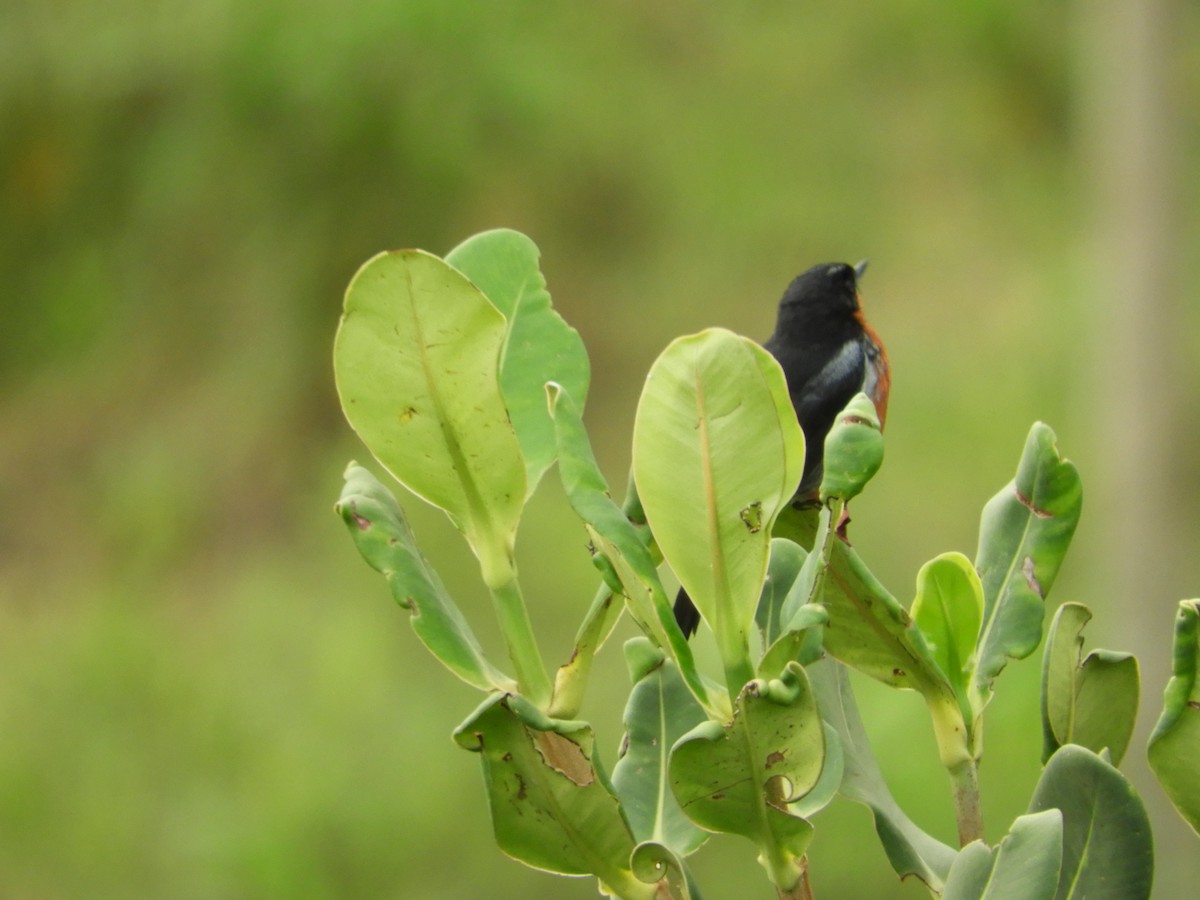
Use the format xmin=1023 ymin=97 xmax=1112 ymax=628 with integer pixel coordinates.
xmin=548 ymin=583 xmax=619 ymax=718
xmin=950 ymin=757 xmax=984 ymax=846
xmin=777 ymin=857 xmax=814 ymax=900
xmin=490 ymin=575 xmax=553 ymax=708
xmin=719 ymin=630 xmax=757 ymax=704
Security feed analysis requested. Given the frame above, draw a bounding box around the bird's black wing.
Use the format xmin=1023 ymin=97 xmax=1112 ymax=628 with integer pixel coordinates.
xmin=787 ymin=337 xmax=868 ymax=495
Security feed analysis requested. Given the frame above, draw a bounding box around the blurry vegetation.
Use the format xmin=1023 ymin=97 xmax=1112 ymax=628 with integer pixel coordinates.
xmin=1 ymin=1 xmax=1197 ymax=897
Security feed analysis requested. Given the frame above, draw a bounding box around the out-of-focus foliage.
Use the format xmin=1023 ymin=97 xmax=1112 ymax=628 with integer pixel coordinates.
xmin=1 ymin=1 xmax=1198 ymax=897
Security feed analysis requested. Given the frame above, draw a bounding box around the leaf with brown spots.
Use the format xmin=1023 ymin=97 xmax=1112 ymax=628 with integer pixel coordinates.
xmin=973 ymin=423 xmax=1082 ymax=707
xmin=335 ymin=463 xmax=514 ymax=693
xmin=453 ymin=694 xmax=656 ymax=897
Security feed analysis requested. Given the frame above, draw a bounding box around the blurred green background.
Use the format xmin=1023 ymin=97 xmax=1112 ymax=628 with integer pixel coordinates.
xmin=3 ymin=1 xmax=1198 ymax=897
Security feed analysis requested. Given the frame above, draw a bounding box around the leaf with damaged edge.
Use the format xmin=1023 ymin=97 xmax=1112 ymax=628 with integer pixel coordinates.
xmin=335 ymin=463 xmax=514 ymax=693
xmin=452 ymin=694 xmax=657 ymax=898
xmin=1147 ymin=598 xmax=1200 ymax=834
xmin=669 ymin=663 xmax=824 ymax=891
xmin=446 ymin=230 xmax=590 ymax=495
xmin=973 ymin=423 xmax=1081 ymax=706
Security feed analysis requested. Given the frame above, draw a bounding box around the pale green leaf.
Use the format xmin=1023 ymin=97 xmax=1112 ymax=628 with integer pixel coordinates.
xmin=912 ymin=552 xmax=983 ymax=704
xmin=333 ymin=249 xmax=525 ymax=586
xmin=633 ymin=328 xmax=804 ymax=691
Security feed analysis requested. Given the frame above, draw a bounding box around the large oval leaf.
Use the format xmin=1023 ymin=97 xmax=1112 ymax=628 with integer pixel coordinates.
xmin=633 ymin=329 xmax=804 ymax=691
xmin=333 ymin=250 xmax=526 ymax=587
xmin=446 ymin=230 xmax=590 ymax=494
xmin=1028 ymin=745 xmax=1152 ymax=900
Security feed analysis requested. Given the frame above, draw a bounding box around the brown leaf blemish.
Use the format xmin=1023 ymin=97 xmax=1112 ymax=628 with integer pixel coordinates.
xmin=740 ymin=502 xmax=764 ymax=534
xmin=1015 ymin=487 xmax=1053 ymax=518
xmin=533 ymin=731 xmax=594 ymax=786
xmin=1023 ymin=556 xmax=1044 ymax=598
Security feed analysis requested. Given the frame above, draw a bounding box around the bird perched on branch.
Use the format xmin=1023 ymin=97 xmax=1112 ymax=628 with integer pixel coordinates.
xmin=671 ymin=260 xmax=890 ymax=638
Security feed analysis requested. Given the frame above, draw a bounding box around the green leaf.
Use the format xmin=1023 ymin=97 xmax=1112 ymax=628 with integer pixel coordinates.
xmin=445 ymin=229 xmax=590 ymax=495
xmin=973 ymin=423 xmax=1082 ymax=703
xmin=942 ymin=810 xmax=1063 ymax=900
xmin=547 ymin=384 xmax=715 ymax=718
xmin=1028 ymin=745 xmax=1153 ymax=900
xmin=789 ymin=722 xmax=844 ymax=820
xmin=611 ymin=638 xmax=708 ymax=857
xmin=807 ymin=660 xmax=956 ymax=892
xmin=669 ymin=663 xmax=824 ymax=891
xmin=1041 ymin=603 xmax=1139 ymax=766
xmin=819 ymin=540 xmax=939 ymax=692
xmin=758 ymin=536 xmax=829 ymax=680
xmin=819 ymin=392 xmax=885 ymax=504
xmin=335 ymin=463 xmax=514 ymax=693
xmin=1147 ymin=598 xmax=1200 ymax=835
xmin=453 ymin=694 xmax=656 ymax=899
xmin=819 ymin=541 xmax=973 ymax=767
xmin=633 ymin=328 xmax=804 ymax=694
xmin=911 ymin=553 xmax=984 ymax=724
xmin=333 ymin=249 xmax=526 ymax=588
xmin=757 ymin=538 xmax=809 ymax=647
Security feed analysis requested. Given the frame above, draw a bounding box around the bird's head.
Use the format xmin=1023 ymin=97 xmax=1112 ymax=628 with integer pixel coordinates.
xmin=779 ymin=262 xmax=861 ymax=314
xmin=774 ymin=261 xmax=869 ymax=337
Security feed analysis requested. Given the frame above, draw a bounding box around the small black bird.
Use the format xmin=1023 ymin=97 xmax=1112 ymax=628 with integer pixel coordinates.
xmin=671 ymin=261 xmax=890 ymax=638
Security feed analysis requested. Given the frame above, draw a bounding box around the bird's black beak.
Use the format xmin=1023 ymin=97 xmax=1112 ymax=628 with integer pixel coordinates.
xmin=854 ymin=259 xmax=870 ymax=280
